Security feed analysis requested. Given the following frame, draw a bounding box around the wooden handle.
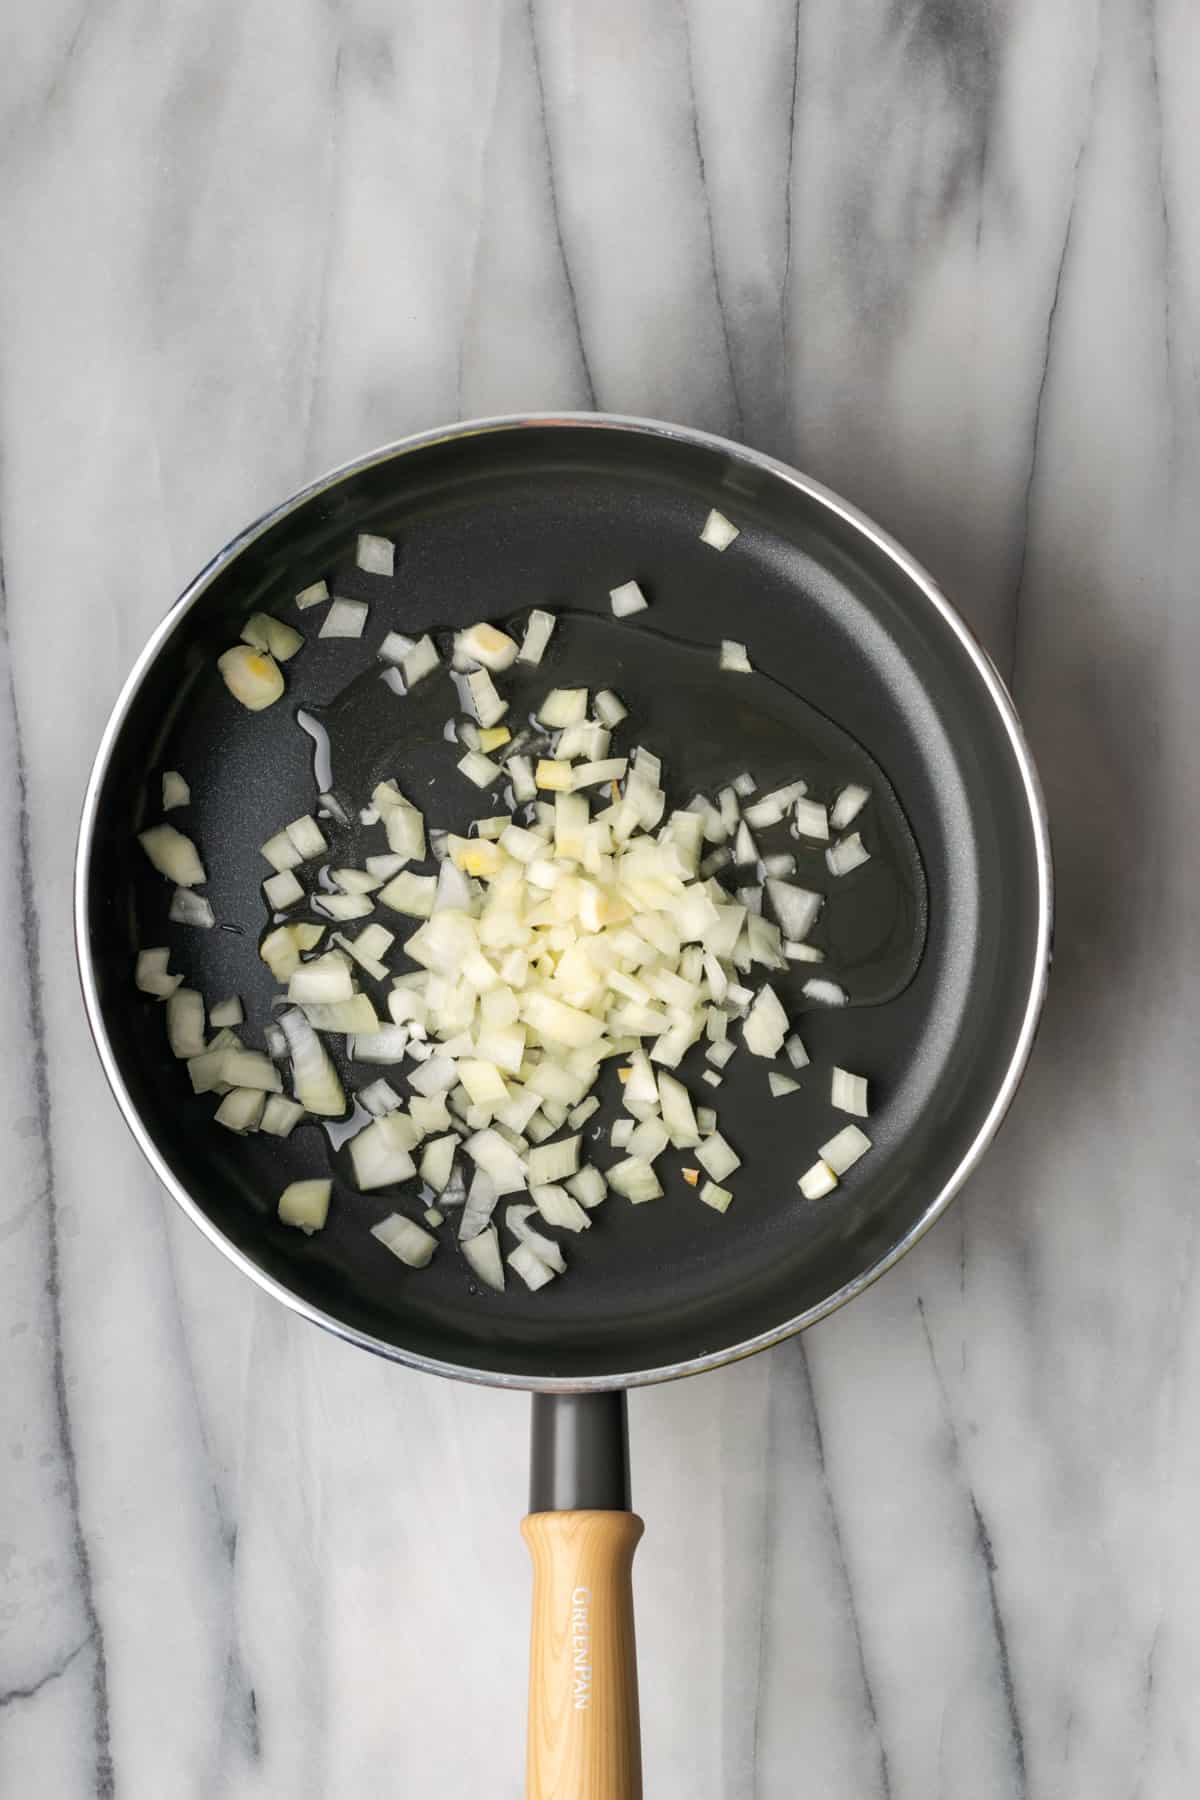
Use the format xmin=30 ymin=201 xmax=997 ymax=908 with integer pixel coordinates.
xmin=522 ymin=1510 xmax=644 ymax=1800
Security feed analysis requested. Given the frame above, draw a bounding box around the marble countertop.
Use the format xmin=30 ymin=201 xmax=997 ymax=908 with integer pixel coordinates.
xmin=4 ymin=2 xmax=1198 ymax=1794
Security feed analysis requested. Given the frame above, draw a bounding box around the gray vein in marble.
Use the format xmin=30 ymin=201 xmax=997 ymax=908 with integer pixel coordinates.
xmin=0 ymin=1634 xmax=91 ymax=1713
xmin=1010 ymin=142 xmax=1084 ymax=688
xmin=918 ymin=1299 xmax=1026 ymax=1797
xmin=795 ymin=1343 xmax=892 ymax=1800
xmin=679 ymin=0 xmax=744 ymax=438
xmin=528 ymin=0 xmax=596 ymax=409
xmin=0 ymin=543 xmax=112 ymax=1795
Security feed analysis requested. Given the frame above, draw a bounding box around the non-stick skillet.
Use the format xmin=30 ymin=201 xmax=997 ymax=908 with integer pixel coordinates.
xmin=74 ymin=414 xmax=1051 ymax=1799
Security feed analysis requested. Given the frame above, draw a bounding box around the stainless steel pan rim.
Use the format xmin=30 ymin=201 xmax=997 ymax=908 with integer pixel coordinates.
xmin=73 ymin=411 xmax=1054 ymax=1393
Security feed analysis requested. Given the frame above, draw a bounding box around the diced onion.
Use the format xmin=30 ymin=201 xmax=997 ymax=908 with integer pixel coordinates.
xmin=518 ymin=610 xmax=557 ymax=665
xmin=462 ymin=1224 xmax=505 ymax=1290
xmin=312 ymin=892 xmax=374 ymax=920
xmin=295 ymin=579 xmax=329 ymax=610
xmin=467 ymin=668 xmax=508 ymax=728
xmin=166 ymin=989 xmax=206 ymax=1058
xmin=277 ymin=1179 xmax=331 ymax=1233
xmin=742 ymin=984 xmax=789 ymax=1058
xmin=372 ymin=1213 xmax=438 ymax=1268
xmin=798 ymin=1160 xmax=838 ymax=1199
xmin=379 ymin=870 xmax=437 ymax=918
xmin=699 ymin=1180 xmax=733 ymax=1212
xmin=826 ymin=833 xmax=871 ymax=877
xmin=606 ymin=1157 xmax=662 ymax=1203
xmin=263 ymin=869 xmax=304 ymax=910
xmin=139 ymin=824 xmax=206 ymax=887
xmin=768 ymin=1072 xmax=800 ymax=1097
xmin=530 ymin=1184 xmax=591 ymax=1231
xmin=831 ymin=1068 xmax=869 ymax=1117
xmin=566 ymin=1165 xmax=607 ymax=1209
xmin=356 ymin=533 xmax=395 ymax=576
xmin=784 ymin=1033 xmax=809 ymax=1069
xmin=765 ymin=879 xmax=822 ymax=942
xmin=286 ymin=814 xmax=328 ymax=860
xmin=802 ymin=978 xmax=847 ymax=1007
xmin=820 ymin=1123 xmax=871 ymax=1174
xmin=219 ymin=644 xmax=284 ymax=710
xmin=209 ymin=996 xmax=244 ymax=1028
xmin=719 ymin=640 xmax=752 ymax=673
xmin=242 ymin=612 xmax=304 ymax=662
xmin=594 ymin=689 xmax=627 ymax=727
xmin=320 ymin=599 xmax=369 ymax=639
xmin=610 ymin=581 xmax=648 ymax=618
xmin=136 ymin=947 xmax=181 ymax=999
xmin=830 ymin=784 xmax=870 ymax=831
xmin=162 ymin=771 xmax=190 ymax=810
xmin=170 ymin=888 xmax=215 ymax=929
xmin=261 ymin=1096 xmax=305 ymax=1137
xmin=696 ymin=1132 xmax=740 ymax=1182
xmin=458 ymin=622 xmax=519 ymax=671
xmin=279 ymin=1008 xmax=345 ymax=1116
xmin=700 ymin=509 xmax=739 ymax=551
xmin=508 ymin=1240 xmax=558 ymax=1290
xmin=792 ymin=798 xmax=829 ymax=841
xmin=215 ymin=1088 xmax=265 ymax=1133
xmin=458 ymin=750 xmax=503 ymax=789
xmin=351 ymin=1116 xmax=417 ymax=1189
xmin=400 ymin=634 xmax=441 ymax=688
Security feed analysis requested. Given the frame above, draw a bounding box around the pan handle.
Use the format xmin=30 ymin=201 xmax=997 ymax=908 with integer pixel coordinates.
xmin=522 ymin=1393 xmax=643 ymax=1799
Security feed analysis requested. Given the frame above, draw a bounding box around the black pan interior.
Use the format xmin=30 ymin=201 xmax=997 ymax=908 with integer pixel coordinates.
xmin=81 ymin=422 xmax=1045 ymax=1381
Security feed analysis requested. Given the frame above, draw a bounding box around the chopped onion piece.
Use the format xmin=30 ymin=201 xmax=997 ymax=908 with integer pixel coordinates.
xmin=286 ymin=814 xmax=328 ymax=861
xmin=295 ymin=579 xmax=329 ymax=611
xmin=358 ymin=1077 xmax=402 ymax=1116
xmin=279 ymin=1008 xmax=345 ymax=1115
xmin=331 ymin=868 xmax=382 ymax=895
xmin=218 ymin=645 xmax=284 ymax=711
xmin=419 ymin=1134 xmax=459 ymax=1193
xmin=215 ymin=1088 xmax=265 ymax=1133
xmin=784 ymin=1033 xmax=809 ymax=1070
xmin=530 ymin=1184 xmax=591 ymax=1231
xmin=366 ymin=853 xmax=407 ymax=880
xmin=803 ymin=978 xmax=847 ymax=1007
xmin=288 ymin=950 xmax=354 ymax=1005
xmin=312 ymin=892 xmax=374 ymax=921
xmin=706 ymin=1040 xmax=736 ymax=1069
xmin=826 ymin=832 xmax=871 ymax=877
xmin=768 ymin=1072 xmax=801 ymax=1097
xmin=458 ymin=750 xmax=503 ymax=789
xmin=170 ymin=888 xmax=215 ymax=929
xmin=606 ymin=1157 xmax=662 ymax=1203
xmin=831 ymin=1068 xmax=869 ymax=1117
xmin=139 ymin=824 xmax=206 ymax=887
xmin=765 ymin=879 xmax=822 ymax=942
xmin=372 ymin=1213 xmax=438 ymax=1268
xmin=610 ymin=581 xmax=648 ymax=618
xmin=136 ymin=948 xmax=181 ymax=999
xmin=719 ymin=639 xmax=752 ymax=673
xmin=241 ymin=612 xmax=304 ymax=662
xmin=568 ymin=1095 xmax=600 ymax=1130
xmin=743 ymin=984 xmax=789 ymax=1058
xmin=761 ymin=853 xmax=796 ymax=878
xmin=700 ymin=508 xmax=739 ymax=551
xmin=518 ymin=610 xmax=556 ymax=665
xmin=460 ymin=1169 xmax=500 ymax=1240
xmin=161 ymin=770 xmax=190 ymax=811
xmin=699 ymin=1180 xmax=733 ymax=1212
xmin=696 ymin=1106 xmax=718 ymax=1135
xmin=539 ymin=688 xmax=588 ymax=728
xmin=799 ymin=1160 xmax=838 ymax=1199
xmin=508 ymin=1241 xmax=558 ymax=1290
xmin=820 ymin=1124 xmax=872 ymax=1175
xmin=527 ymin=1135 xmax=581 ymax=1186
xmin=784 ymin=941 xmax=824 ymax=962
xmin=467 ymin=668 xmax=508 ymax=728
xmin=611 ymin=1118 xmax=633 ymax=1148
xmin=260 ymin=831 xmax=300 ymax=874
xmin=461 ymin=1224 xmax=505 ymax=1291
xmin=566 ymin=1165 xmax=607 ymax=1210
xmin=400 ymin=634 xmax=441 ymax=689
xmin=208 ymin=996 xmax=243 ymax=1029
xmin=349 ymin=1024 xmax=410 ymax=1063
xmin=379 ymin=870 xmax=437 ymax=918
xmin=594 ymin=689 xmax=628 ymax=727
xmin=830 ymin=784 xmax=871 ymax=831
xmin=278 ymin=1179 xmax=331 ymax=1233
xmin=356 ymin=532 xmax=395 ymax=576
xmin=320 ymin=598 xmax=368 ymax=639
xmin=350 ymin=1116 xmax=417 ymax=1189
xmin=657 ymin=1071 xmax=700 ymax=1147
xmin=263 ymin=869 xmax=304 ymax=910
xmin=378 ymin=630 xmax=415 ymax=666
xmin=166 ymin=989 xmax=206 ymax=1058
xmin=334 ymin=923 xmax=394 ymax=980
xmin=261 ymin=1096 xmax=305 ymax=1137
xmin=458 ymin=622 xmax=519 ymax=671
xmin=464 ymin=1127 xmax=527 ymax=1195
xmin=508 ymin=755 xmax=537 ymax=802
xmin=696 ymin=1132 xmax=740 ymax=1182
xmin=791 ymin=799 xmax=829 ymax=842
xmin=702 ymin=1070 xmax=723 ymax=1087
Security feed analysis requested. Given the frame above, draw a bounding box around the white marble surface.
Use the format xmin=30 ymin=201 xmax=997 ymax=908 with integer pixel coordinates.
xmin=3 ymin=1 xmax=1200 ymax=1793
